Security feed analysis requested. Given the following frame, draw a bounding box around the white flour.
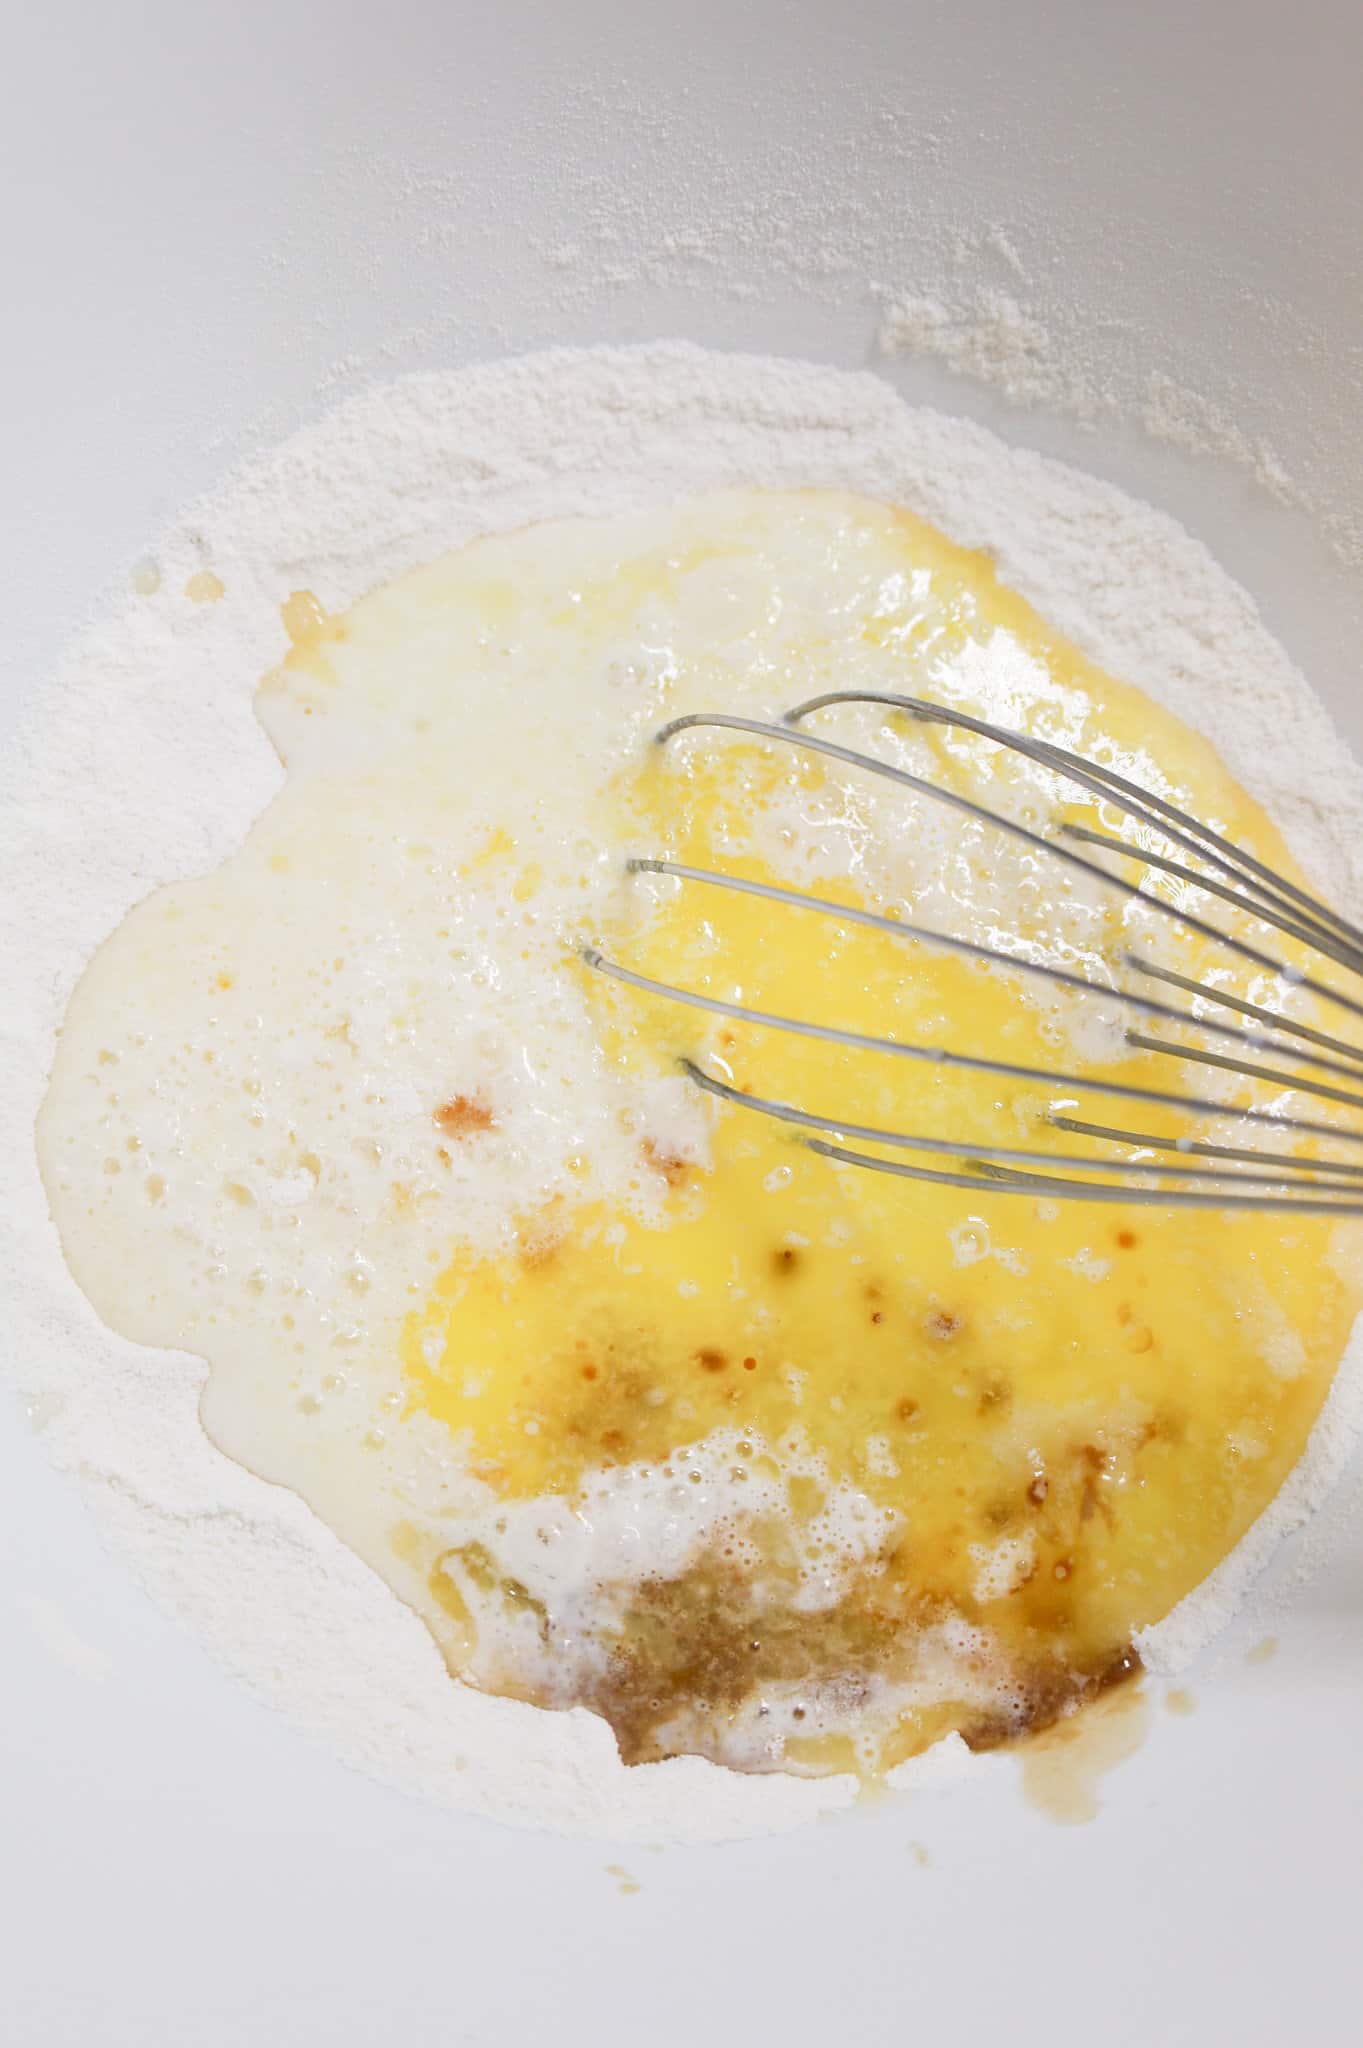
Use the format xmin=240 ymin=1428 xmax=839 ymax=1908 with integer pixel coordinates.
xmin=4 ymin=342 xmax=1363 ymax=1841
xmin=874 ymin=286 xmax=1315 ymax=521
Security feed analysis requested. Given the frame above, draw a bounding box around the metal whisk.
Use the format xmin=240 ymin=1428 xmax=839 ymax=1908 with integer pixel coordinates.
xmin=584 ymin=691 xmax=1363 ymax=1213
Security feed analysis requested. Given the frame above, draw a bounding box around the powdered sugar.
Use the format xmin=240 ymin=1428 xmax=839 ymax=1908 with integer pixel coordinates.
xmin=4 ymin=342 xmax=1363 ymax=1839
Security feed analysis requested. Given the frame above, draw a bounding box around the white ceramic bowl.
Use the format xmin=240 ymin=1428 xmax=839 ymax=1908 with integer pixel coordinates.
xmin=4 ymin=5 xmax=1362 ymax=2042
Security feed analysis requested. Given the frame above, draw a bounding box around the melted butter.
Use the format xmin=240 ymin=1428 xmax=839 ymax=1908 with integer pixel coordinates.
xmin=1020 ymin=1679 xmax=1152 ymax=1825
xmin=37 ymin=488 xmax=1363 ymax=1789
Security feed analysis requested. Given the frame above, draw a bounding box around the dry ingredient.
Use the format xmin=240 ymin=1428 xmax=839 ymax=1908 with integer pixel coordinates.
xmin=4 ymin=343 xmax=1363 ymax=1840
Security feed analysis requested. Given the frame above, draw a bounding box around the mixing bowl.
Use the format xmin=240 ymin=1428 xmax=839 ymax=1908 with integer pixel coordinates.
xmin=4 ymin=3 xmax=1361 ymax=2042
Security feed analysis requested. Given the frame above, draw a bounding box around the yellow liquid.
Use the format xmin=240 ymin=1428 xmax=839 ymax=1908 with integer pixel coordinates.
xmin=400 ymin=504 xmax=1360 ymax=1773
xmin=39 ymin=488 xmax=1363 ymax=1786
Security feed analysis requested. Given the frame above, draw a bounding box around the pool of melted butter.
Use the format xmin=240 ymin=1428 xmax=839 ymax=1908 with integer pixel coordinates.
xmin=39 ymin=489 xmax=1363 ymax=1785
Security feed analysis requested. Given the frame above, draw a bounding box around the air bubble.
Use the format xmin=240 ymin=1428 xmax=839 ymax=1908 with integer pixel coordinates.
xmin=949 ymin=1220 xmax=990 ymax=1267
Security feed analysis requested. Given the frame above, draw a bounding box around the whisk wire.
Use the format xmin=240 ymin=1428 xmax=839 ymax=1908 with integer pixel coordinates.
xmin=630 ymin=857 xmax=1363 ymax=1101
xmin=655 ymin=708 xmax=1363 ymax=1022
xmin=786 ymin=689 xmax=1363 ymax=961
xmin=583 ymin=947 xmax=1363 ymax=1151
xmin=804 ymin=1138 xmax=1363 ymax=1214
xmin=585 ymin=693 xmax=1363 ymax=1210
xmin=1118 ymin=959 xmax=1363 ymax=1072
xmin=680 ymin=1060 xmax=1363 ymax=1212
xmin=1062 ymin=823 xmax=1363 ymax=979
xmin=1050 ymin=1116 xmax=1363 ymax=1179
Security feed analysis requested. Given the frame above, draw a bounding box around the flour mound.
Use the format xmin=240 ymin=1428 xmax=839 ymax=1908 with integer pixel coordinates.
xmin=4 ymin=343 xmax=1362 ymax=1841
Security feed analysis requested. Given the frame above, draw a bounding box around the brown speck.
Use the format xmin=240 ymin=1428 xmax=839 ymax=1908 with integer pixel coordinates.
xmin=697 ymin=1348 xmax=728 ymax=1373
xmin=434 ymin=1095 xmax=496 ymax=1138
xmin=977 ymin=1377 xmax=1010 ymax=1414
xmin=1116 ymin=1228 xmax=1138 ymax=1249
xmin=896 ymin=1398 xmax=919 ymax=1423
xmin=1078 ymin=1444 xmax=1115 ymax=1526
xmin=1101 ymin=1649 xmax=1142 ymax=1689
xmin=1139 ymin=1405 xmax=1185 ymax=1447
xmin=870 ymin=1311 xmax=884 ymax=1325
xmin=581 ymin=1364 xmax=599 ymax=1381
xmin=925 ymin=1310 xmax=962 ymax=1341
xmin=641 ymin=1138 xmax=692 ymax=1188
xmin=742 ymin=1356 xmax=758 ymax=1371
xmin=1027 ymin=1473 xmax=1049 ymax=1506
xmin=600 ymin=1429 xmax=624 ymax=1453
xmin=773 ymin=1246 xmax=801 ymax=1276
xmin=1053 ymin=1558 xmax=1073 ymax=1581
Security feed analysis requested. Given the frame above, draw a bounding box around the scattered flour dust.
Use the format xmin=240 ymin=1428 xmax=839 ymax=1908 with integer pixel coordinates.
xmin=874 ymin=288 xmax=1319 ymax=535
xmin=4 ymin=342 xmax=1363 ymax=1841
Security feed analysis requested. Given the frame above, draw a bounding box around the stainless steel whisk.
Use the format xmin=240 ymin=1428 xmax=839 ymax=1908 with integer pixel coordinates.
xmin=584 ymin=692 xmax=1363 ymax=1213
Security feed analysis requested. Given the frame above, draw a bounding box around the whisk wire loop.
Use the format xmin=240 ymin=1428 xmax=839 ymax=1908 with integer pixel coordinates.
xmin=585 ymin=695 xmax=1363 ymax=1211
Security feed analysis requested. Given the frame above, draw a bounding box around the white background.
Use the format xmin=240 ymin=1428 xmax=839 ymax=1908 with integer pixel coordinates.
xmin=3 ymin=4 xmax=1362 ymax=2041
